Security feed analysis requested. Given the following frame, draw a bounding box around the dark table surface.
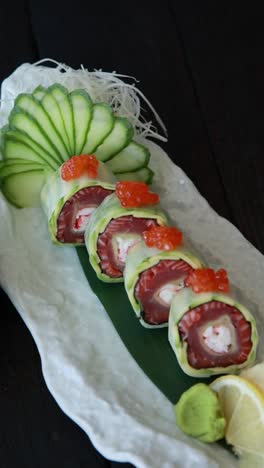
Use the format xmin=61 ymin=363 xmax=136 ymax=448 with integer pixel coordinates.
xmin=1 ymin=2 xmax=264 ymax=467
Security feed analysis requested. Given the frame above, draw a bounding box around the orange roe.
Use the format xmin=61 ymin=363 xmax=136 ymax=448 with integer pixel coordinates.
xmin=143 ymin=225 xmax=183 ymax=250
xmin=61 ymin=154 xmax=99 ymax=181
xmin=115 ymin=181 xmax=159 ymax=208
xmin=185 ymin=268 xmax=230 ymax=293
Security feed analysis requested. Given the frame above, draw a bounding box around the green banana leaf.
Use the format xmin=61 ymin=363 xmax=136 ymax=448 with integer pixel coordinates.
xmin=77 ymin=245 xmax=230 ymax=453
xmin=76 ymin=246 xmax=212 ymax=403
xmin=76 ymin=247 xmax=231 ymax=451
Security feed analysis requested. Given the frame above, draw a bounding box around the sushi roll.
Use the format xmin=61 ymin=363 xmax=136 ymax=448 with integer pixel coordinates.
xmin=41 ymin=154 xmax=115 ymax=245
xmin=124 ymin=237 xmax=204 ymax=328
xmin=85 ymin=181 xmax=168 ymax=283
xmin=168 ymin=268 xmax=258 ymax=377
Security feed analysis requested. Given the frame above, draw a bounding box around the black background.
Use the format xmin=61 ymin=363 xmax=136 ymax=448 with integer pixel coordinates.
xmin=1 ymin=2 xmax=264 ymax=467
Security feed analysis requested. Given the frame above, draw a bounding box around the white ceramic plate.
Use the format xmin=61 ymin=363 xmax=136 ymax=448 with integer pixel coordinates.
xmin=1 ymin=63 xmax=263 ymax=467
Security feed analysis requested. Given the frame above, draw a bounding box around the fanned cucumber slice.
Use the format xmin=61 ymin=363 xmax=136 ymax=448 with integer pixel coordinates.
xmin=115 ymin=167 xmax=154 ymax=184
xmin=105 ymin=141 xmax=150 ymax=173
xmin=0 ymin=124 xmax=9 ymax=159
xmin=33 ymin=85 xmax=47 ymax=100
xmin=1 ymin=170 xmax=47 ymax=208
xmin=48 ymin=84 xmax=75 ymax=154
xmin=0 ymin=157 xmax=42 ymax=166
xmin=41 ymin=91 xmax=72 ymax=156
xmin=3 ymin=132 xmax=58 ymax=170
xmin=9 ymin=109 xmax=63 ymax=165
xmin=94 ymin=117 xmax=134 ymax=162
xmin=70 ymin=89 xmax=93 ymax=155
xmin=14 ymin=94 xmax=68 ymax=161
xmin=0 ymin=161 xmax=43 ymax=178
xmin=82 ymin=103 xmax=114 ymax=154
xmin=0 ymin=124 xmax=8 ymax=146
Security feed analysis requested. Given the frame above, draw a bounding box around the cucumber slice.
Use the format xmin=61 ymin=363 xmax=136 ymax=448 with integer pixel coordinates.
xmin=0 ymin=157 xmax=42 ymax=166
xmin=14 ymin=94 xmax=68 ymax=161
xmin=82 ymin=103 xmax=114 ymax=154
xmin=94 ymin=117 xmax=134 ymax=162
xmin=9 ymin=109 xmax=63 ymax=165
xmin=115 ymin=167 xmax=154 ymax=184
xmin=0 ymin=124 xmax=9 ymax=159
xmin=105 ymin=141 xmax=150 ymax=173
xmin=48 ymin=84 xmax=75 ymax=154
xmin=35 ymin=84 xmax=73 ymax=155
xmin=0 ymin=161 xmax=43 ymax=178
xmin=1 ymin=170 xmax=47 ymax=208
xmin=41 ymin=91 xmax=72 ymax=156
xmin=33 ymin=85 xmax=47 ymax=100
xmin=3 ymin=133 xmax=58 ymax=170
xmin=0 ymin=124 xmax=8 ymax=145
xmin=70 ymin=89 xmax=93 ymax=155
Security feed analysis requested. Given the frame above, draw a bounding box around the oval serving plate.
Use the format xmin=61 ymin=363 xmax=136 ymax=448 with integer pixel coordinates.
xmin=1 ymin=63 xmax=263 ymax=467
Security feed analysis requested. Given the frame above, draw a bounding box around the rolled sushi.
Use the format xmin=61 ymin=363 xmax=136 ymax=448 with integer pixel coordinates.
xmin=124 ymin=241 xmax=203 ymax=328
xmin=41 ymin=154 xmax=115 ymax=245
xmin=168 ymin=269 xmax=258 ymax=377
xmin=85 ymin=186 xmax=168 ymax=282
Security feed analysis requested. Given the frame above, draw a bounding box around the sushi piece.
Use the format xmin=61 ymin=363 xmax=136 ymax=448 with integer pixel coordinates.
xmin=124 ymin=239 xmax=203 ymax=328
xmin=168 ymin=269 xmax=258 ymax=377
xmin=85 ymin=183 xmax=168 ymax=283
xmin=41 ymin=154 xmax=115 ymax=245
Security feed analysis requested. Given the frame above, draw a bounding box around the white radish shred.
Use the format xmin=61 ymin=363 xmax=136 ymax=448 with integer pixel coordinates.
xmin=1 ymin=58 xmax=167 ymax=142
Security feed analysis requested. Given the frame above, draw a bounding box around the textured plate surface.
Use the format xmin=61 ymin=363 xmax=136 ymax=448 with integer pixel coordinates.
xmin=1 ymin=63 xmax=264 ymax=467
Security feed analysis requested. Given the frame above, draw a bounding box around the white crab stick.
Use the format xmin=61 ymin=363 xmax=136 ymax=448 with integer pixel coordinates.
xmin=115 ymin=235 xmax=142 ymax=264
xmin=74 ymin=207 xmax=96 ymax=232
xmin=158 ymin=281 xmax=185 ymax=306
xmin=203 ymin=325 xmax=232 ymax=353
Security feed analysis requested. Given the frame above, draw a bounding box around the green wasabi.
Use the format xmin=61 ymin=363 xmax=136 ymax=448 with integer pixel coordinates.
xmin=174 ymin=383 xmax=226 ymax=443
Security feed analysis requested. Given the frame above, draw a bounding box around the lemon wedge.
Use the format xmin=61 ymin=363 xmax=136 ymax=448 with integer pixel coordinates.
xmin=238 ymin=451 xmax=264 ymax=468
xmin=210 ymin=375 xmax=264 ymax=457
xmin=241 ymin=362 xmax=264 ymax=394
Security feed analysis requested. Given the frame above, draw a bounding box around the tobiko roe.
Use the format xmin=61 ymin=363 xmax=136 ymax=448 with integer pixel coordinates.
xmin=61 ymin=154 xmax=99 ymax=181
xmin=143 ymin=225 xmax=183 ymax=251
xmin=115 ymin=181 xmax=159 ymax=208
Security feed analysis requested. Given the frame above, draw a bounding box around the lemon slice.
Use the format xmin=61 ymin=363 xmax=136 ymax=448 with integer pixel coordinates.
xmin=210 ymin=375 xmax=264 ymax=457
xmin=239 ymin=451 xmax=264 ymax=468
xmin=241 ymin=362 xmax=264 ymax=393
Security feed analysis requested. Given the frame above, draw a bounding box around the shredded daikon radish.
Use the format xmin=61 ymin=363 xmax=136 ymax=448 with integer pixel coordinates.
xmin=1 ymin=59 xmax=167 ymax=142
